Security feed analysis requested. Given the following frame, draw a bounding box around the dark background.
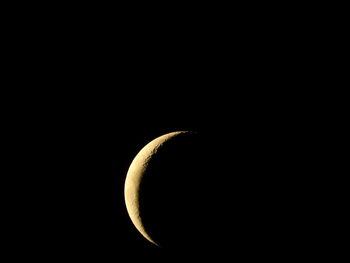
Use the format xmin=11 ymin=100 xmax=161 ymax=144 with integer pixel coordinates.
xmin=6 ymin=10 xmax=332 ymax=256
xmin=18 ymin=85 xmax=319 ymax=254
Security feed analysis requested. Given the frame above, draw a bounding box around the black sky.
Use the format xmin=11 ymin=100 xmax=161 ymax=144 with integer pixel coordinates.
xmin=22 ymin=88 xmax=314 ymax=254
xmin=8 ymin=16 xmax=327 ymax=255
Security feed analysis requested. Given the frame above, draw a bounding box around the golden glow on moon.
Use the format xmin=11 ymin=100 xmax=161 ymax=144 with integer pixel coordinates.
xmin=124 ymin=131 xmax=189 ymax=246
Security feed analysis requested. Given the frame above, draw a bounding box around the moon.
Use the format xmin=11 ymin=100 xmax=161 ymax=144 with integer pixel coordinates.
xmin=124 ymin=131 xmax=210 ymax=247
xmin=124 ymin=131 xmax=186 ymax=246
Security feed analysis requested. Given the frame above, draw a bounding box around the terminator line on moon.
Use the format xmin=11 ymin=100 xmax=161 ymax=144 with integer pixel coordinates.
xmin=124 ymin=131 xmax=196 ymax=247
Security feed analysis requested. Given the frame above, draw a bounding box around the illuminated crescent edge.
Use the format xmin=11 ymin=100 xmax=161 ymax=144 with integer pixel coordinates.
xmin=124 ymin=131 xmax=190 ymax=246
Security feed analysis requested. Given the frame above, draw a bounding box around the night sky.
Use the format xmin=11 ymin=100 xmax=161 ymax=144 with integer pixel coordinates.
xmin=13 ymin=73 xmax=323 ymax=258
xmin=12 ymin=23 xmax=322 ymax=255
xmin=24 ymin=94 xmax=313 ymax=254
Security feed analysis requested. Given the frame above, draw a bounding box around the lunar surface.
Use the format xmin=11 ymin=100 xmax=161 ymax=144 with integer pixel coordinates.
xmin=124 ymin=131 xmax=214 ymax=247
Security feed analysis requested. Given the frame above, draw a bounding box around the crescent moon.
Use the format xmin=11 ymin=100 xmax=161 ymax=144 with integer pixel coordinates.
xmin=124 ymin=131 xmax=190 ymax=246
